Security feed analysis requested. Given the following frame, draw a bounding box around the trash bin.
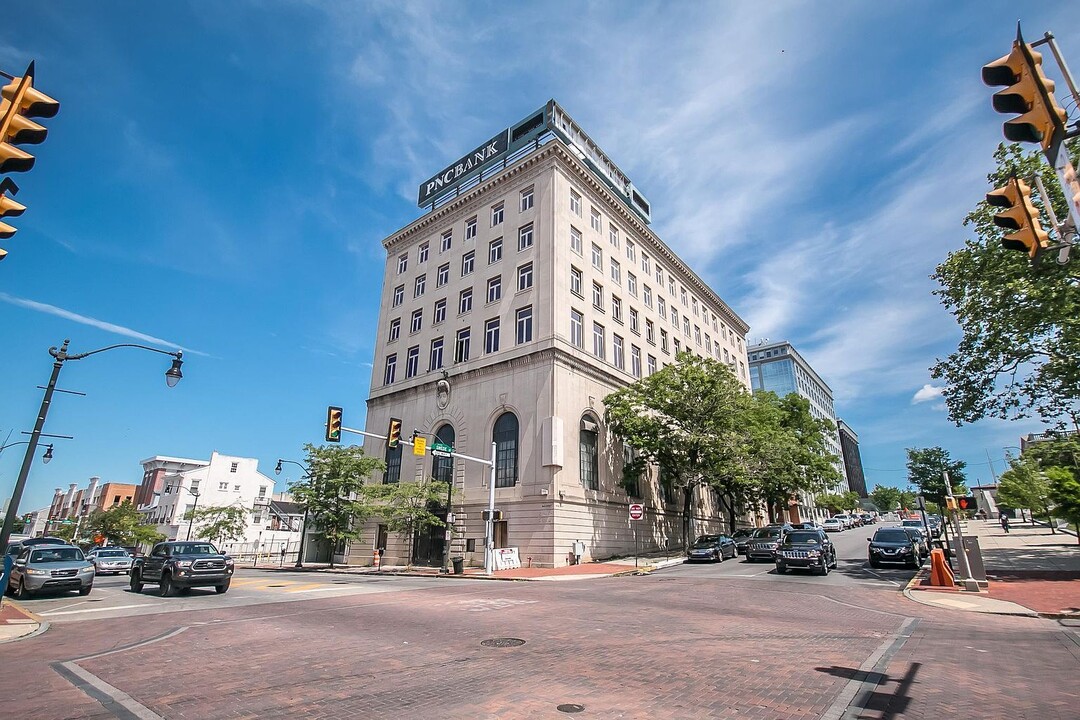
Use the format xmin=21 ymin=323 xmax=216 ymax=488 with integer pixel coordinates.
xmin=452 ymin=557 xmax=464 ymax=575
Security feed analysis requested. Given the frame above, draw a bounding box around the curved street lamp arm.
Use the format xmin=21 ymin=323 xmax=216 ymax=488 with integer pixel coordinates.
xmin=52 ymin=342 xmax=183 ymax=362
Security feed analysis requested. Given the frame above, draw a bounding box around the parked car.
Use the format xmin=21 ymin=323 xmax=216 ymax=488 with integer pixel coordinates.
xmin=130 ymin=541 xmax=234 ymax=596
xmin=775 ymin=529 xmax=837 ymax=576
xmin=686 ymin=534 xmax=738 ymax=562
xmin=6 ymin=544 xmax=94 ymax=599
xmin=86 ymin=547 xmax=134 ymax=575
xmin=731 ymin=528 xmax=754 ymax=555
xmin=868 ymin=528 xmax=922 ymax=568
xmin=792 ymin=520 xmax=820 ymax=530
xmin=859 ymin=513 xmax=875 ymax=525
xmin=899 ymin=526 xmax=930 ymax=560
xmin=6 ymin=536 xmax=69 ymax=556
xmin=833 ymin=514 xmax=854 ymax=529
xmin=821 ymin=518 xmax=844 ymax=533
xmin=745 ymin=524 xmax=793 ymax=562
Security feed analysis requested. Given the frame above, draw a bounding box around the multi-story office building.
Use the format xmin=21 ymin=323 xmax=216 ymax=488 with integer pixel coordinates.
xmin=837 ymin=419 xmax=867 ymax=498
xmin=47 ymin=477 xmax=138 ymax=528
xmin=354 ymin=101 xmax=752 ymax=568
xmin=747 ymin=339 xmax=847 ymax=518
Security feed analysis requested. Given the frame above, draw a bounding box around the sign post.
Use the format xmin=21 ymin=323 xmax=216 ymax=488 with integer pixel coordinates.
xmin=629 ymin=503 xmax=644 ymax=568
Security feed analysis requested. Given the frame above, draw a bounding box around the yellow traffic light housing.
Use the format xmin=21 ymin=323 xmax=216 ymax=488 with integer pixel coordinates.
xmin=0 ymin=62 xmax=60 ymax=174
xmin=387 ymin=418 xmax=402 ymax=449
xmin=982 ymin=30 xmax=1068 ymax=151
xmin=325 ymin=406 xmax=343 ymax=443
xmin=945 ymin=497 xmax=957 ymax=512
xmin=986 ymin=177 xmax=1050 ymax=258
xmin=0 ymin=178 xmax=25 ymax=250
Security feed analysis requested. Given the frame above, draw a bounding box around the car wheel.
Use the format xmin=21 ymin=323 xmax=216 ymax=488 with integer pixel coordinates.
xmin=129 ymin=571 xmax=143 ymax=594
xmin=775 ymin=564 xmax=787 ymax=574
xmin=907 ymin=556 xmax=919 ymax=569
xmin=215 ymin=581 xmax=230 ymax=594
xmin=16 ymin=579 xmax=33 ymax=600
xmin=158 ymin=573 xmax=175 ymax=597
xmin=78 ymin=584 xmax=93 ymax=596
xmin=178 ymin=587 xmax=191 ymax=595
xmin=830 ymin=553 xmax=838 ymax=569
xmin=714 ymin=550 xmax=722 ymax=562
xmin=819 ymin=561 xmax=830 ymax=576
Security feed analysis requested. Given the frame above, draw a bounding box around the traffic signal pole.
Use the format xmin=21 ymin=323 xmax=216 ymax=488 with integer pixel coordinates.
xmin=944 ymin=472 xmax=980 ymax=592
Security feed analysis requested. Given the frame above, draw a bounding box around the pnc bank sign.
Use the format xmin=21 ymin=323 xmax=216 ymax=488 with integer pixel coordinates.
xmin=417 ymin=129 xmax=510 ymax=207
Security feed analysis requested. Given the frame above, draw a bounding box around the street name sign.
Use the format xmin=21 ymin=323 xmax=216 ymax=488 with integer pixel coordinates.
xmin=431 ymin=441 xmax=454 ymax=458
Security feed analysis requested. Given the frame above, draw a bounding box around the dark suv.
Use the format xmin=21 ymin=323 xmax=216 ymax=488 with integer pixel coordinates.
xmin=868 ymin=528 xmax=921 ymax=568
xmin=775 ymin=529 xmax=837 ymax=575
xmin=130 ymin=541 xmax=234 ymax=596
xmin=745 ymin=524 xmax=793 ymax=562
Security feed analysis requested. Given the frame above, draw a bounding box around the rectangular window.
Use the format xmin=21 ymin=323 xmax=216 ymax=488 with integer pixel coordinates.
xmin=611 ymin=296 xmax=622 ymax=323
xmin=668 ymin=276 xmax=676 ymax=295
xmin=459 ymin=288 xmax=473 ymax=315
xmin=487 ymin=275 xmax=502 ymax=303
xmin=454 ymin=329 xmax=471 ymax=363
xmin=465 ymin=216 xmax=477 ymax=241
xmin=657 ymin=297 xmax=666 ymax=318
xmin=516 ymin=306 xmax=533 ymax=344
xmin=609 ymin=225 xmax=619 ymax=247
xmin=570 ymin=189 xmax=581 ymax=216
xmin=405 ymin=346 xmax=419 ymax=378
xmin=384 ymin=354 xmax=397 ymax=384
xmin=627 ymin=272 xmax=637 ymax=297
xmin=570 ymin=309 xmax=584 ymax=347
xmin=646 ymin=319 xmax=655 ymax=344
xmin=591 ymin=243 xmax=603 ymax=270
xmin=592 ymin=282 xmax=604 ymax=310
xmin=695 ymin=325 xmax=702 ymax=346
xmin=674 ymin=338 xmax=681 ymax=354
xmin=429 ymin=338 xmax=444 ymax=370
xmin=517 ymin=262 xmax=533 ymax=291
xmin=485 ymin=318 xmax=500 ymax=354
xmin=590 ymin=207 xmax=602 ymax=232
xmin=437 ymin=262 xmax=450 ymax=287
xmin=520 ymin=186 xmax=534 ymax=212
xmin=647 ymin=354 xmax=657 ymax=376
xmin=518 ymin=223 xmax=534 ymax=251
xmin=388 ymin=318 xmax=400 ymax=342
xmin=570 ymin=266 xmax=583 ymax=296
xmin=680 ymin=286 xmax=688 ymax=306
xmin=461 ymin=251 xmax=475 ymax=276
xmin=441 ymin=230 xmax=452 ymax=253
xmin=610 ymin=259 xmax=621 ymax=283
xmin=410 ymin=309 xmax=423 ymax=333
xmin=631 ymin=346 xmax=642 ymax=378
xmin=613 ymin=334 xmax=624 ymax=369
xmin=392 ymin=285 xmax=404 ymax=307
xmin=661 ymin=329 xmax=669 ymax=354
xmin=671 ymin=307 xmax=678 ymax=327
xmin=489 ymin=238 xmax=503 ymax=264
xmin=414 ymin=274 xmax=426 ymax=298
xmin=705 ymin=332 xmax=711 ymax=352
xmin=642 ymin=253 xmax=650 ymax=275
xmin=570 ymin=226 xmax=583 ymax=255
xmin=593 ymin=322 xmax=605 ymax=360
xmin=491 ymin=202 xmax=504 ymax=227
xmin=655 ymin=266 xmax=663 ymax=284
xmin=626 ymin=240 xmax=636 ymax=262
xmin=397 ymin=253 xmax=408 ymax=274
xmin=418 ymin=242 xmax=429 ymax=264
xmin=643 ymin=285 xmax=652 ymax=308
xmin=683 ymin=316 xmax=691 ymax=337
xmin=692 ymin=297 xmax=699 ymax=316
xmin=629 ymin=308 xmax=639 ymax=334
xmin=434 ymin=298 xmax=447 ymax=324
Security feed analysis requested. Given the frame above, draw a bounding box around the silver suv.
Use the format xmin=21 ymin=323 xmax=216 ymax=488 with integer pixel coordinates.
xmin=6 ymin=544 xmax=95 ymax=599
xmin=86 ymin=547 xmax=134 ymax=575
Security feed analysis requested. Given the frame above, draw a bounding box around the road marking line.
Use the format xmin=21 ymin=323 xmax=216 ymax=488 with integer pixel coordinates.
xmin=280 ymin=582 xmax=327 ymax=592
xmin=39 ymin=603 xmax=150 ymax=617
xmin=54 ymin=661 xmax=163 ymax=720
xmin=286 ymin=586 xmax=348 ymax=593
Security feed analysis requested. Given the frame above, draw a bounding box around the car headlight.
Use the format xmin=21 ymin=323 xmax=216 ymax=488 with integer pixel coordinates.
xmin=806 ymin=550 xmax=820 ymax=557
xmin=225 ymin=558 xmax=234 ymax=567
xmin=175 ymin=560 xmax=193 ymax=568
xmin=80 ymin=566 xmax=95 ymax=573
xmin=25 ymin=567 xmax=47 ymax=575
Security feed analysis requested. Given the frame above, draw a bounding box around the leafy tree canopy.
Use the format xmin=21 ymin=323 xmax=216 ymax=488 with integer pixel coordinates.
xmin=183 ymin=505 xmax=248 ymax=546
xmin=997 ymin=455 xmax=1053 ymax=518
xmin=365 ymin=477 xmax=449 ymax=567
xmin=816 ymin=491 xmax=861 ymax=515
xmin=931 ymin=141 xmax=1080 ymax=429
xmin=869 ymin=485 xmax=902 ymax=513
xmin=85 ymin=501 xmax=163 ymax=547
xmin=906 ymin=447 xmax=967 ymax=507
xmin=1046 ymin=466 xmax=1080 ymax=541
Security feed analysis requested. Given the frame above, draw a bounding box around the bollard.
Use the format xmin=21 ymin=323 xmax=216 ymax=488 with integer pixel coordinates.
xmin=373 ymin=548 xmax=381 ymax=571
xmin=928 ymin=548 xmax=955 ymax=587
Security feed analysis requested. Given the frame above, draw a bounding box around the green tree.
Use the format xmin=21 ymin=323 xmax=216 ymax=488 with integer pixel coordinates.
xmin=870 ymin=485 xmax=902 ymax=513
xmin=931 ymin=141 xmax=1080 ymax=428
xmin=898 ymin=488 xmax=918 ymax=513
xmin=906 ymin=447 xmax=967 ymax=507
xmin=1047 ymin=466 xmax=1080 ymax=544
xmin=182 ymin=505 xmax=248 ymax=547
xmin=290 ymin=443 xmax=385 ymax=568
xmin=604 ymin=352 xmax=758 ymax=550
xmin=364 ymin=477 xmax=449 ymax=568
xmin=84 ymin=501 xmax=163 ymax=548
xmin=997 ymin=455 xmax=1054 ymax=527
xmin=815 ymin=493 xmax=849 ymax=515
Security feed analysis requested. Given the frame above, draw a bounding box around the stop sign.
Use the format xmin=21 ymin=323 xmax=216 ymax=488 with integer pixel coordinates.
xmin=629 ymin=503 xmax=644 ymax=520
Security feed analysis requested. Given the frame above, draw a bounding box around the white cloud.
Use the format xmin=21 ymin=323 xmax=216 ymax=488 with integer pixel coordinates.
xmin=912 ymin=384 xmax=944 ymax=404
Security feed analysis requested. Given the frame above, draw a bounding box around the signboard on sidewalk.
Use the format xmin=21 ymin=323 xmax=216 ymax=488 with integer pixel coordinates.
xmin=629 ymin=503 xmax=644 ymax=521
xmin=493 ymin=547 xmax=521 ymax=570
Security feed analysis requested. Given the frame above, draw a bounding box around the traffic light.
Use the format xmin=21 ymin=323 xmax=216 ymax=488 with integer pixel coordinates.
xmin=0 ymin=178 xmax=24 ymax=257
xmin=986 ymin=177 xmax=1050 ymax=258
xmin=0 ymin=62 xmax=60 ymax=174
xmin=325 ymin=406 xmax=343 ymax=443
xmin=386 ymin=418 xmax=402 ymax=449
xmin=945 ymin=497 xmax=958 ymax=511
xmin=982 ymin=30 xmax=1067 ymax=151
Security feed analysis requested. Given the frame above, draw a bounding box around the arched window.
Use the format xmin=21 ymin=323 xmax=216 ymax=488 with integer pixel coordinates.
xmin=431 ymin=424 xmax=455 ymax=486
xmin=493 ymin=412 xmax=518 ymax=488
xmin=384 ymin=441 xmax=402 ymax=484
xmin=580 ymin=415 xmax=600 ymax=491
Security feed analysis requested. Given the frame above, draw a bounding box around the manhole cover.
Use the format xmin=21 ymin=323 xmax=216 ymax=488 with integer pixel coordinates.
xmin=480 ymin=637 xmax=525 ymax=648
xmin=557 ymin=704 xmax=585 ymax=713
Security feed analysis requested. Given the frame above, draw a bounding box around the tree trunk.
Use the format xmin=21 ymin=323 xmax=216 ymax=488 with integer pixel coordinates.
xmin=682 ymin=486 xmax=693 ymax=553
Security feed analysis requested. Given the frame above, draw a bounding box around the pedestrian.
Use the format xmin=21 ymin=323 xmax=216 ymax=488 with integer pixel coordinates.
xmin=1000 ymin=512 xmax=1010 ymax=534
xmin=977 ymin=509 xmax=987 ymax=521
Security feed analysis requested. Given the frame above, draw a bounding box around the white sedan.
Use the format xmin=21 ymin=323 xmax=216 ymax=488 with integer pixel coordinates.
xmin=822 ymin=518 xmax=844 ymax=532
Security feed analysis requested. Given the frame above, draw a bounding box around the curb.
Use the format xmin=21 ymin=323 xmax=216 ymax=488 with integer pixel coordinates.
xmin=0 ymin=599 xmax=49 ymax=645
xmin=902 ymin=568 xmax=1040 ymax=618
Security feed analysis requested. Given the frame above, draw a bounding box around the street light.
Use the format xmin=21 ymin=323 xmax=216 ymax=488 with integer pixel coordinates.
xmin=183 ymin=487 xmax=202 ymax=542
xmin=276 ymin=458 xmax=310 ymax=568
xmin=0 ymin=339 xmax=185 ymax=569
xmin=0 ymin=441 xmax=53 ymax=464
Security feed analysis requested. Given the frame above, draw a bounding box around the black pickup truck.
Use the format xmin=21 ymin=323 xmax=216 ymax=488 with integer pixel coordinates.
xmin=130 ymin=541 xmax=234 ymax=596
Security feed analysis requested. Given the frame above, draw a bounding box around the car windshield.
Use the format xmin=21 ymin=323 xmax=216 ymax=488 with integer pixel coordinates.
xmin=824 ymin=519 xmax=840 ymax=524
xmin=903 ymin=527 xmax=925 ymax=538
xmin=97 ymin=550 xmax=128 ymax=557
xmin=171 ymin=543 xmax=218 ymax=555
xmin=693 ymin=535 xmax=720 ymax=546
xmin=902 ymin=520 xmax=923 ymax=527
xmin=874 ymin=530 xmax=911 ymax=543
xmin=751 ymin=528 xmax=780 ymax=539
xmin=30 ymin=547 xmax=85 ymax=563
xmin=783 ymin=532 xmax=821 ymax=545
xmin=731 ymin=529 xmax=752 ymax=538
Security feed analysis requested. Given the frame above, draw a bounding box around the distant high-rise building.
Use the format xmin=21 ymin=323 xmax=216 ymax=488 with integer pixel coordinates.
xmin=837 ymin=419 xmax=867 ymax=498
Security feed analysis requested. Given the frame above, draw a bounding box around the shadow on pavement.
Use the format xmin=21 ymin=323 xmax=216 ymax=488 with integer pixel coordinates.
xmin=816 ymin=662 xmax=921 ymax=719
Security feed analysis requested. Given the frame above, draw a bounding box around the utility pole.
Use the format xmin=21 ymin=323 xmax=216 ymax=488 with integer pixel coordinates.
xmin=944 ymin=471 xmax=980 ymax=592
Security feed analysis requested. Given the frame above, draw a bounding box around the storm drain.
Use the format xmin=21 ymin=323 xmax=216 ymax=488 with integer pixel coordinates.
xmin=557 ymin=704 xmax=585 ymax=713
xmin=480 ymin=638 xmax=525 ymax=648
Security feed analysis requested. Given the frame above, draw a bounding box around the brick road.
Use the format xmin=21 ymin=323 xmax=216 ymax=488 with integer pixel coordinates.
xmin=2 ymin=575 xmax=1077 ymax=719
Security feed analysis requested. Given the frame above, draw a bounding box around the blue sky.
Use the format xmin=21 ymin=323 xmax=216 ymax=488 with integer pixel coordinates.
xmin=2 ymin=2 xmax=1077 ymax=512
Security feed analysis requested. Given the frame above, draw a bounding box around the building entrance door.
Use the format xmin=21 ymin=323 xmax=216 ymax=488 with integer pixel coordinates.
xmin=411 ymin=502 xmax=446 ymax=567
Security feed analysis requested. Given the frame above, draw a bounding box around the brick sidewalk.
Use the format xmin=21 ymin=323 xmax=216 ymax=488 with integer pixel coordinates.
xmin=0 ymin=599 xmax=42 ymax=643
